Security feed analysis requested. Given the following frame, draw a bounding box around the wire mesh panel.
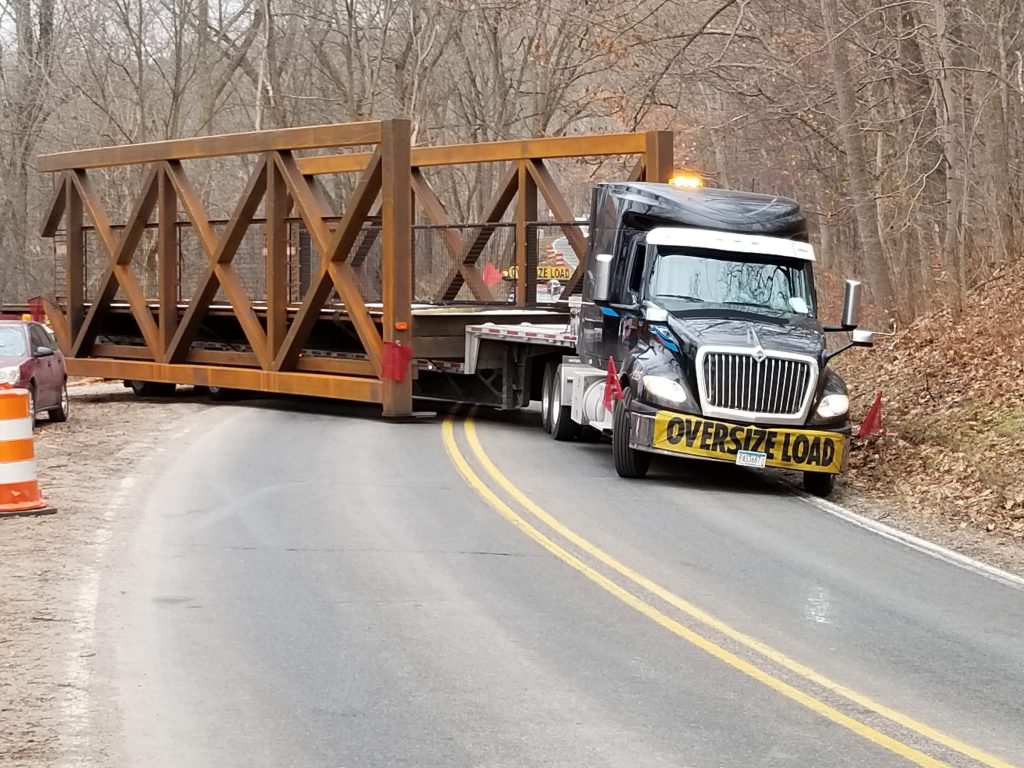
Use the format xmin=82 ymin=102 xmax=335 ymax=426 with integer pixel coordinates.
xmin=413 ymin=223 xmax=517 ymax=304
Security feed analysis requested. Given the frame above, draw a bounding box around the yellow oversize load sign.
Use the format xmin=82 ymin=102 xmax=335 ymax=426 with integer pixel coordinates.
xmin=652 ymin=412 xmax=845 ymax=474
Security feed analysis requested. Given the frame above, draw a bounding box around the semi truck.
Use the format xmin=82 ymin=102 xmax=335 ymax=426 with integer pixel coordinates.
xmin=411 ymin=182 xmax=873 ymax=497
xmin=37 ymin=124 xmax=873 ymax=497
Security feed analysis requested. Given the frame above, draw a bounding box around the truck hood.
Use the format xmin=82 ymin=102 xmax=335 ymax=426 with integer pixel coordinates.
xmin=0 ymin=356 xmax=28 ymax=368
xmin=665 ymin=307 xmax=824 ymax=358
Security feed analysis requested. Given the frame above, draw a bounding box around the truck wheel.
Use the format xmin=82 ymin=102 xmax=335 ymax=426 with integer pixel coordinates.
xmin=613 ymin=391 xmax=650 ymax=478
xmin=549 ymin=371 xmax=580 ymax=442
xmin=207 ymin=385 xmax=244 ymax=402
xmin=129 ymin=380 xmax=174 ymax=397
xmin=803 ymin=472 xmax=835 ymax=498
xmin=541 ymin=363 xmax=555 ymax=434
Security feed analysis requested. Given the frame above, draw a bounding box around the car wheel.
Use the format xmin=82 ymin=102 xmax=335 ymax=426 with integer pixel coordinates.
xmin=26 ymin=382 xmax=37 ymax=427
xmin=549 ymin=370 xmax=580 ymax=442
xmin=613 ymin=391 xmax=650 ymax=478
xmin=803 ymin=472 xmax=836 ymax=498
xmin=48 ymin=381 xmax=70 ymax=423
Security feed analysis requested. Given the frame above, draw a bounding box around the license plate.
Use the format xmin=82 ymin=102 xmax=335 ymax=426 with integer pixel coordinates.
xmin=736 ymin=450 xmax=767 ymax=468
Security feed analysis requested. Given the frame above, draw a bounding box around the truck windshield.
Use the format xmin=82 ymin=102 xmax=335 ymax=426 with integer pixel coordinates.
xmin=648 ymin=247 xmax=814 ymax=315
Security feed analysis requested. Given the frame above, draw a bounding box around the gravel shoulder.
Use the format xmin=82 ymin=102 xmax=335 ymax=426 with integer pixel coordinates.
xmin=0 ymin=382 xmax=212 ymax=767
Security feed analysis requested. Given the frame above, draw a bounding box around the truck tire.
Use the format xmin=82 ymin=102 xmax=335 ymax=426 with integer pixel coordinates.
xmin=207 ymin=385 xmax=244 ymax=402
xmin=541 ymin=363 xmax=555 ymax=434
xmin=549 ymin=370 xmax=580 ymax=442
xmin=129 ymin=380 xmax=176 ymax=397
xmin=613 ymin=391 xmax=650 ymax=478
xmin=803 ymin=471 xmax=835 ymax=498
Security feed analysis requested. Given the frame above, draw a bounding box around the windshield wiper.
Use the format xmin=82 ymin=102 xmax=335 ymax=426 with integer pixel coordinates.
xmin=722 ymin=300 xmax=770 ymax=310
xmin=658 ymin=294 xmax=703 ymax=302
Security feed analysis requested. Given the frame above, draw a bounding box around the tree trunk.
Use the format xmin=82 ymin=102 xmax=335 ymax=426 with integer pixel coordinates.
xmin=819 ymin=0 xmax=899 ymax=315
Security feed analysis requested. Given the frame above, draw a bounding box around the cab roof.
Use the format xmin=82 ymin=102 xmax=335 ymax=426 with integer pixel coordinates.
xmin=596 ymin=182 xmax=807 ymax=239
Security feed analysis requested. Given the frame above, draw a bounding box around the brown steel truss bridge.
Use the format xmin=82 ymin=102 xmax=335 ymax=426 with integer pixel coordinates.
xmin=38 ymin=120 xmax=673 ymax=416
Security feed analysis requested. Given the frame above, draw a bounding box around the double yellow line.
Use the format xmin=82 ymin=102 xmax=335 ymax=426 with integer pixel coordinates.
xmin=442 ymin=415 xmax=1017 ymax=768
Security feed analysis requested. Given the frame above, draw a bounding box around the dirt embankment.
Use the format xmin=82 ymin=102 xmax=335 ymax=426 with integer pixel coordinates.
xmin=832 ymin=261 xmax=1024 ymax=575
xmin=0 ymin=383 xmax=210 ymax=767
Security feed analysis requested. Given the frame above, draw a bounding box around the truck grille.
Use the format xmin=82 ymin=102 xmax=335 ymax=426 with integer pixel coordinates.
xmin=702 ymin=351 xmax=813 ymax=417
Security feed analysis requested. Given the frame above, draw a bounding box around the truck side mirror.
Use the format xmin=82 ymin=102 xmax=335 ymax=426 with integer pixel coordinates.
xmin=592 ymin=253 xmax=614 ymax=303
xmin=841 ymin=279 xmax=862 ymax=329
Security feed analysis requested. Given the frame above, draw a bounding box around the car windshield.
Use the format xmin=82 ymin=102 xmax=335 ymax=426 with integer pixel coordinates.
xmin=0 ymin=327 xmax=27 ymax=357
xmin=648 ymin=247 xmax=814 ymax=315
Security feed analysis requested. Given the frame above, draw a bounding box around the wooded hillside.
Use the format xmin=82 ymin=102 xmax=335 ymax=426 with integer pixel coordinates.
xmin=1 ymin=0 xmax=1019 ymax=322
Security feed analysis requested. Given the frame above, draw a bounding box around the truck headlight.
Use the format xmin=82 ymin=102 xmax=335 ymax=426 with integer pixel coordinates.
xmin=642 ymin=375 xmax=688 ymax=407
xmin=816 ymin=394 xmax=849 ymax=419
xmin=0 ymin=366 xmax=20 ymax=386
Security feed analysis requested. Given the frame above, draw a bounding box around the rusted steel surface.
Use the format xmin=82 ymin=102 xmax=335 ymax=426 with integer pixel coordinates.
xmin=37 ymin=123 xmax=673 ymax=412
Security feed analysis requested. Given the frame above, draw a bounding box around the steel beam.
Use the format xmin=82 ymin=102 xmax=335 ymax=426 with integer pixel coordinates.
xmin=297 ymin=132 xmax=650 ymax=175
xmin=379 ymin=119 xmax=413 ymax=417
xmin=515 ymin=162 xmax=538 ymax=307
xmin=65 ymin=358 xmax=383 ymax=403
xmin=39 ymin=122 xmax=384 ymax=171
xmin=266 ymin=153 xmax=290 ymax=358
xmin=645 ymin=131 xmax=674 ymax=183
xmin=157 ymin=168 xmax=178 ymax=360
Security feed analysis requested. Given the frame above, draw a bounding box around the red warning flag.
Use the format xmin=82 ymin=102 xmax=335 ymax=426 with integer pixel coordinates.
xmin=857 ymin=392 xmax=883 ymax=437
xmin=482 ymin=262 xmax=502 ymax=287
xmin=603 ymin=357 xmax=624 ymax=412
xmin=381 ymin=341 xmax=414 ymax=383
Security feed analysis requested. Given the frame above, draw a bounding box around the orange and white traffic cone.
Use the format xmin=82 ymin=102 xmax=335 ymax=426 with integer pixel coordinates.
xmin=0 ymin=386 xmax=56 ymax=517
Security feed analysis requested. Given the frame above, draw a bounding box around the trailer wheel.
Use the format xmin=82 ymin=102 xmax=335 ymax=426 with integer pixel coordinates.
xmin=803 ymin=472 xmax=835 ymax=498
xmin=549 ymin=370 xmax=580 ymax=442
xmin=129 ymin=380 xmax=175 ymax=397
xmin=613 ymin=391 xmax=650 ymax=478
xmin=541 ymin=363 xmax=555 ymax=434
xmin=207 ymin=385 xmax=245 ymax=402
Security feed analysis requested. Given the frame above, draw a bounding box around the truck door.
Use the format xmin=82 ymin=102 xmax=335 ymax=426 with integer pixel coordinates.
xmin=596 ymin=236 xmax=647 ymax=367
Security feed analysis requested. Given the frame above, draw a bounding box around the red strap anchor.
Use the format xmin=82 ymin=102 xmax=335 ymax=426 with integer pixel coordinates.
xmin=603 ymin=357 xmax=624 ymax=412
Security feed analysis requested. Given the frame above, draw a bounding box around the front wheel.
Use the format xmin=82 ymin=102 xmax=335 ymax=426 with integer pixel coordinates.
xmin=613 ymin=391 xmax=650 ymax=478
xmin=49 ymin=381 xmax=70 ymax=423
xmin=803 ymin=472 xmax=836 ymax=498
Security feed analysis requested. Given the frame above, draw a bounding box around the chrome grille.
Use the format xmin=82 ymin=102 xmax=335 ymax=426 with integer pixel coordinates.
xmin=702 ymin=352 xmax=812 ymax=416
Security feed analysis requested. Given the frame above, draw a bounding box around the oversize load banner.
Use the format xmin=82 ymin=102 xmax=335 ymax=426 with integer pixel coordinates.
xmin=652 ymin=412 xmax=845 ymax=474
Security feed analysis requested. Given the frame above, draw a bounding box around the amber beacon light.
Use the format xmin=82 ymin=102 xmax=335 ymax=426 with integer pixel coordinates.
xmin=668 ymin=173 xmax=703 ymax=189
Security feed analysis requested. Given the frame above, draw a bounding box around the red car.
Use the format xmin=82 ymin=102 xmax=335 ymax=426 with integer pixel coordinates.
xmin=0 ymin=320 xmax=70 ymax=424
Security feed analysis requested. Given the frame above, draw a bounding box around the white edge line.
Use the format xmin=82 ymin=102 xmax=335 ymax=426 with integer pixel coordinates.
xmin=790 ymin=486 xmax=1024 ymax=592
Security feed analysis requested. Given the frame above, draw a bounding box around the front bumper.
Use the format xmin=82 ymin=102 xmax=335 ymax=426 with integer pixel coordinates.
xmin=630 ymin=409 xmax=848 ymax=475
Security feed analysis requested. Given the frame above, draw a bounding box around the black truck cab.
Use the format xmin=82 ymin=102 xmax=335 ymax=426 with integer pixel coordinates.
xmin=573 ymin=182 xmax=871 ymax=497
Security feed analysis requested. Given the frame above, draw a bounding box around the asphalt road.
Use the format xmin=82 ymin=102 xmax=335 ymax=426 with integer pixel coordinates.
xmin=93 ymin=398 xmax=1024 ymax=768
